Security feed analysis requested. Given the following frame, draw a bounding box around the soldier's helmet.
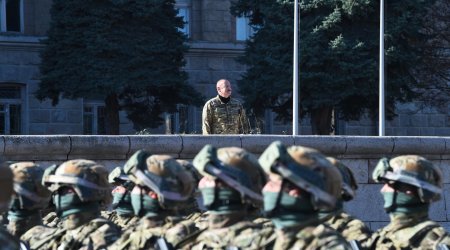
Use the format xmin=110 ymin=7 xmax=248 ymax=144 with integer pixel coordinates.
xmin=0 ymin=165 xmax=14 ymax=214
xmin=259 ymin=141 xmax=342 ymax=211
xmin=124 ymin=150 xmax=196 ymax=212
xmin=108 ymin=166 xmax=130 ymax=185
xmin=9 ymin=162 xmax=52 ymax=211
xmin=193 ymin=145 xmax=266 ymax=211
xmin=42 ymin=159 xmax=112 ymax=208
xmin=372 ymin=155 xmax=442 ymax=203
xmin=327 ymin=157 xmax=358 ymax=201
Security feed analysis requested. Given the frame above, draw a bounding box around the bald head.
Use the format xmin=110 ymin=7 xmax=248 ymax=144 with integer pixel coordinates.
xmin=216 ymin=79 xmax=232 ymax=98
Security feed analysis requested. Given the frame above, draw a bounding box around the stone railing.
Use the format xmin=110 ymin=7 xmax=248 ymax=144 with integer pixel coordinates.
xmin=2 ymin=135 xmax=449 ymax=230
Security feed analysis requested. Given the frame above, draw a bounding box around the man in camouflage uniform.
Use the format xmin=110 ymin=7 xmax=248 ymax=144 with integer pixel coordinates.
xmin=258 ymin=141 xmax=353 ymax=250
xmin=184 ymin=145 xmax=273 ymax=249
xmin=7 ymin=162 xmax=52 ymax=238
xmin=202 ymin=79 xmax=250 ymax=134
xmin=109 ymin=150 xmax=200 ymax=250
xmin=0 ymin=165 xmax=20 ymax=249
xmin=322 ymin=157 xmax=372 ymax=248
xmin=364 ymin=155 xmax=450 ymax=250
xmin=102 ymin=166 xmax=139 ymax=229
xmin=21 ymin=159 xmax=121 ymax=250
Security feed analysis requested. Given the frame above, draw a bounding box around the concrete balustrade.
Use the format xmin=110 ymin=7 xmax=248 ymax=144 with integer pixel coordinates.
xmin=1 ymin=135 xmax=449 ymax=230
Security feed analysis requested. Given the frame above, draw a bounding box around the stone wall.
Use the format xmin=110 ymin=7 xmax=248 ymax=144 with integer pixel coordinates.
xmin=2 ymin=135 xmax=449 ymax=230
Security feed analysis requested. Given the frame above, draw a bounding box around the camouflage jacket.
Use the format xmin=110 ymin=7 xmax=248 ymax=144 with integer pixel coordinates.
xmin=364 ymin=216 xmax=450 ymax=250
xmin=21 ymin=217 xmax=121 ymax=250
xmin=185 ymin=220 xmax=275 ymax=250
xmin=110 ymin=216 xmax=200 ymax=250
xmin=7 ymin=213 xmax=42 ymax=238
xmin=202 ymin=96 xmax=249 ymax=134
xmin=101 ymin=210 xmax=139 ymax=230
xmin=42 ymin=211 xmax=62 ymax=228
xmin=0 ymin=227 xmax=19 ymax=250
xmin=325 ymin=211 xmax=372 ymax=246
xmin=273 ymin=224 xmax=353 ymax=250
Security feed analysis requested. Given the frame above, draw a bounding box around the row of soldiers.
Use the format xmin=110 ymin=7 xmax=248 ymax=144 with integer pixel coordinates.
xmin=0 ymin=141 xmax=449 ymax=249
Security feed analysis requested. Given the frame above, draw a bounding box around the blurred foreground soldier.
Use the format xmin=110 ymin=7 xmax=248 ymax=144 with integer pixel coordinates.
xmin=21 ymin=159 xmax=120 ymax=250
xmin=323 ymin=157 xmax=372 ymax=248
xmin=109 ymin=151 xmax=199 ymax=250
xmin=0 ymin=165 xmax=20 ymax=249
xmin=102 ymin=166 xmax=139 ymax=229
xmin=202 ymin=79 xmax=249 ymax=134
xmin=258 ymin=141 xmax=352 ymax=250
xmin=186 ymin=145 xmax=273 ymax=249
xmin=365 ymin=155 xmax=450 ymax=250
xmin=8 ymin=162 xmax=51 ymax=238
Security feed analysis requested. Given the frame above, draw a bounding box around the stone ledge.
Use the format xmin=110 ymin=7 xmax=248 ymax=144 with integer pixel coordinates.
xmin=1 ymin=135 xmax=449 ymax=160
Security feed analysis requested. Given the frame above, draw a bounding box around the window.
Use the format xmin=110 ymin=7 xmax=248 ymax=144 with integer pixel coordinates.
xmin=176 ymin=0 xmax=190 ymax=37
xmin=83 ymin=103 xmax=106 ymax=135
xmin=0 ymin=0 xmax=23 ymax=32
xmin=236 ymin=16 xmax=255 ymax=41
xmin=0 ymin=85 xmax=23 ymax=135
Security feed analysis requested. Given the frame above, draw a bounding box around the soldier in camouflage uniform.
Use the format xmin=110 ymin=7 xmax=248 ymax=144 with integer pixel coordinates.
xmin=322 ymin=157 xmax=372 ymax=248
xmin=21 ymin=159 xmax=121 ymax=250
xmin=7 ymin=162 xmax=52 ymax=238
xmin=109 ymin=150 xmax=200 ymax=250
xmin=364 ymin=155 xmax=450 ymax=250
xmin=258 ymin=141 xmax=353 ymax=250
xmin=0 ymin=165 xmax=20 ymax=249
xmin=102 ymin=166 xmax=139 ymax=229
xmin=202 ymin=79 xmax=250 ymax=134
xmin=185 ymin=145 xmax=273 ymax=249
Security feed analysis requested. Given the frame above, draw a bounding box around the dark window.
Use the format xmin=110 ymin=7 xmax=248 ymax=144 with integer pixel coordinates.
xmin=6 ymin=0 xmax=20 ymax=32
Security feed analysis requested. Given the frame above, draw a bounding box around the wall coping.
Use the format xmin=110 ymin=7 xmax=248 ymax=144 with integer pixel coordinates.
xmin=2 ymin=135 xmax=449 ymax=161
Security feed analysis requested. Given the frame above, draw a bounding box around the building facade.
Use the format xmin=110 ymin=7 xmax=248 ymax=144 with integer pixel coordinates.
xmin=0 ymin=0 xmax=448 ymax=135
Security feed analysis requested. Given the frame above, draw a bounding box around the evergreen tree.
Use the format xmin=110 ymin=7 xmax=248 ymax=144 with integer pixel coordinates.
xmin=232 ymin=0 xmax=447 ymax=134
xmin=37 ymin=0 xmax=202 ymax=134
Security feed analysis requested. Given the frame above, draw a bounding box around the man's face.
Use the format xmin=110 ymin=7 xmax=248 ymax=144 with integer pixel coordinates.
xmin=217 ymin=80 xmax=232 ymax=98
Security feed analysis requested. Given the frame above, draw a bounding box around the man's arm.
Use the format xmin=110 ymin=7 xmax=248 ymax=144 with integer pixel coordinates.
xmin=239 ymin=105 xmax=250 ymax=134
xmin=202 ymin=102 xmax=212 ymax=135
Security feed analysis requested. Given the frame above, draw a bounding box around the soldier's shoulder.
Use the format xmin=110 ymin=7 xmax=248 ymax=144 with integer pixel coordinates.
xmin=297 ymin=224 xmax=352 ymax=250
xmin=205 ymin=96 xmax=220 ymax=106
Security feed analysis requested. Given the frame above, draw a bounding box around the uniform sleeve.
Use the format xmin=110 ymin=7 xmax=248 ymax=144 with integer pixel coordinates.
xmin=202 ymin=102 xmax=212 ymax=135
xmin=239 ymin=104 xmax=250 ymax=134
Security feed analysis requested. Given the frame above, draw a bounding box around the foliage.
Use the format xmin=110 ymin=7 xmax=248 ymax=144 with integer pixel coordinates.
xmin=232 ymin=0 xmax=447 ymax=133
xmin=37 ymin=0 xmax=203 ymax=132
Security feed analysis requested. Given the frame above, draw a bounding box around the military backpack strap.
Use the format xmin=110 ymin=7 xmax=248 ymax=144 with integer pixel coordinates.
xmin=349 ymin=240 xmax=361 ymax=250
xmin=407 ymin=221 xmax=443 ymax=246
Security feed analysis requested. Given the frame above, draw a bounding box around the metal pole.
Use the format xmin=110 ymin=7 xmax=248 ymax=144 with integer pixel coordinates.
xmin=293 ymin=0 xmax=299 ymax=135
xmin=379 ymin=0 xmax=385 ymax=136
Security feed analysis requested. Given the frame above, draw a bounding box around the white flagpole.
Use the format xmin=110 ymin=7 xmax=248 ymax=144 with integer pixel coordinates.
xmin=293 ymin=0 xmax=299 ymax=135
xmin=379 ymin=0 xmax=385 ymax=136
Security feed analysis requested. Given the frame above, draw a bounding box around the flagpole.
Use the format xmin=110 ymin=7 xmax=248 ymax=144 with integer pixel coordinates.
xmin=379 ymin=0 xmax=385 ymax=136
xmin=293 ymin=0 xmax=299 ymax=135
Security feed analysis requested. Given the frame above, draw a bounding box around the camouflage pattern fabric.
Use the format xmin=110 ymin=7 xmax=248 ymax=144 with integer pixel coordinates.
xmin=7 ymin=213 xmax=42 ymax=238
xmin=325 ymin=211 xmax=372 ymax=246
xmin=185 ymin=220 xmax=275 ymax=250
xmin=273 ymin=224 xmax=352 ymax=250
xmin=101 ymin=210 xmax=139 ymax=230
xmin=109 ymin=216 xmax=200 ymax=250
xmin=0 ymin=227 xmax=19 ymax=250
xmin=42 ymin=211 xmax=62 ymax=228
xmin=202 ymin=96 xmax=249 ymax=134
xmin=364 ymin=216 xmax=450 ymax=250
xmin=21 ymin=217 xmax=120 ymax=250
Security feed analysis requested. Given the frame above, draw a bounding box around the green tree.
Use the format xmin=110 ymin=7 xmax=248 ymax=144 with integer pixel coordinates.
xmin=37 ymin=0 xmax=202 ymax=134
xmin=232 ymin=0 xmax=447 ymax=134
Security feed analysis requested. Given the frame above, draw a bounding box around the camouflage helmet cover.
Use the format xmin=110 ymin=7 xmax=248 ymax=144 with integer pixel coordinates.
xmin=0 ymin=165 xmax=13 ymax=213
xmin=9 ymin=162 xmax=52 ymax=210
xmin=326 ymin=157 xmax=358 ymax=201
xmin=258 ymin=141 xmax=341 ymax=210
xmin=372 ymin=155 xmax=442 ymax=203
xmin=42 ymin=159 xmax=112 ymax=205
xmin=124 ymin=150 xmax=195 ymax=208
xmin=192 ymin=145 xmax=265 ymax=205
